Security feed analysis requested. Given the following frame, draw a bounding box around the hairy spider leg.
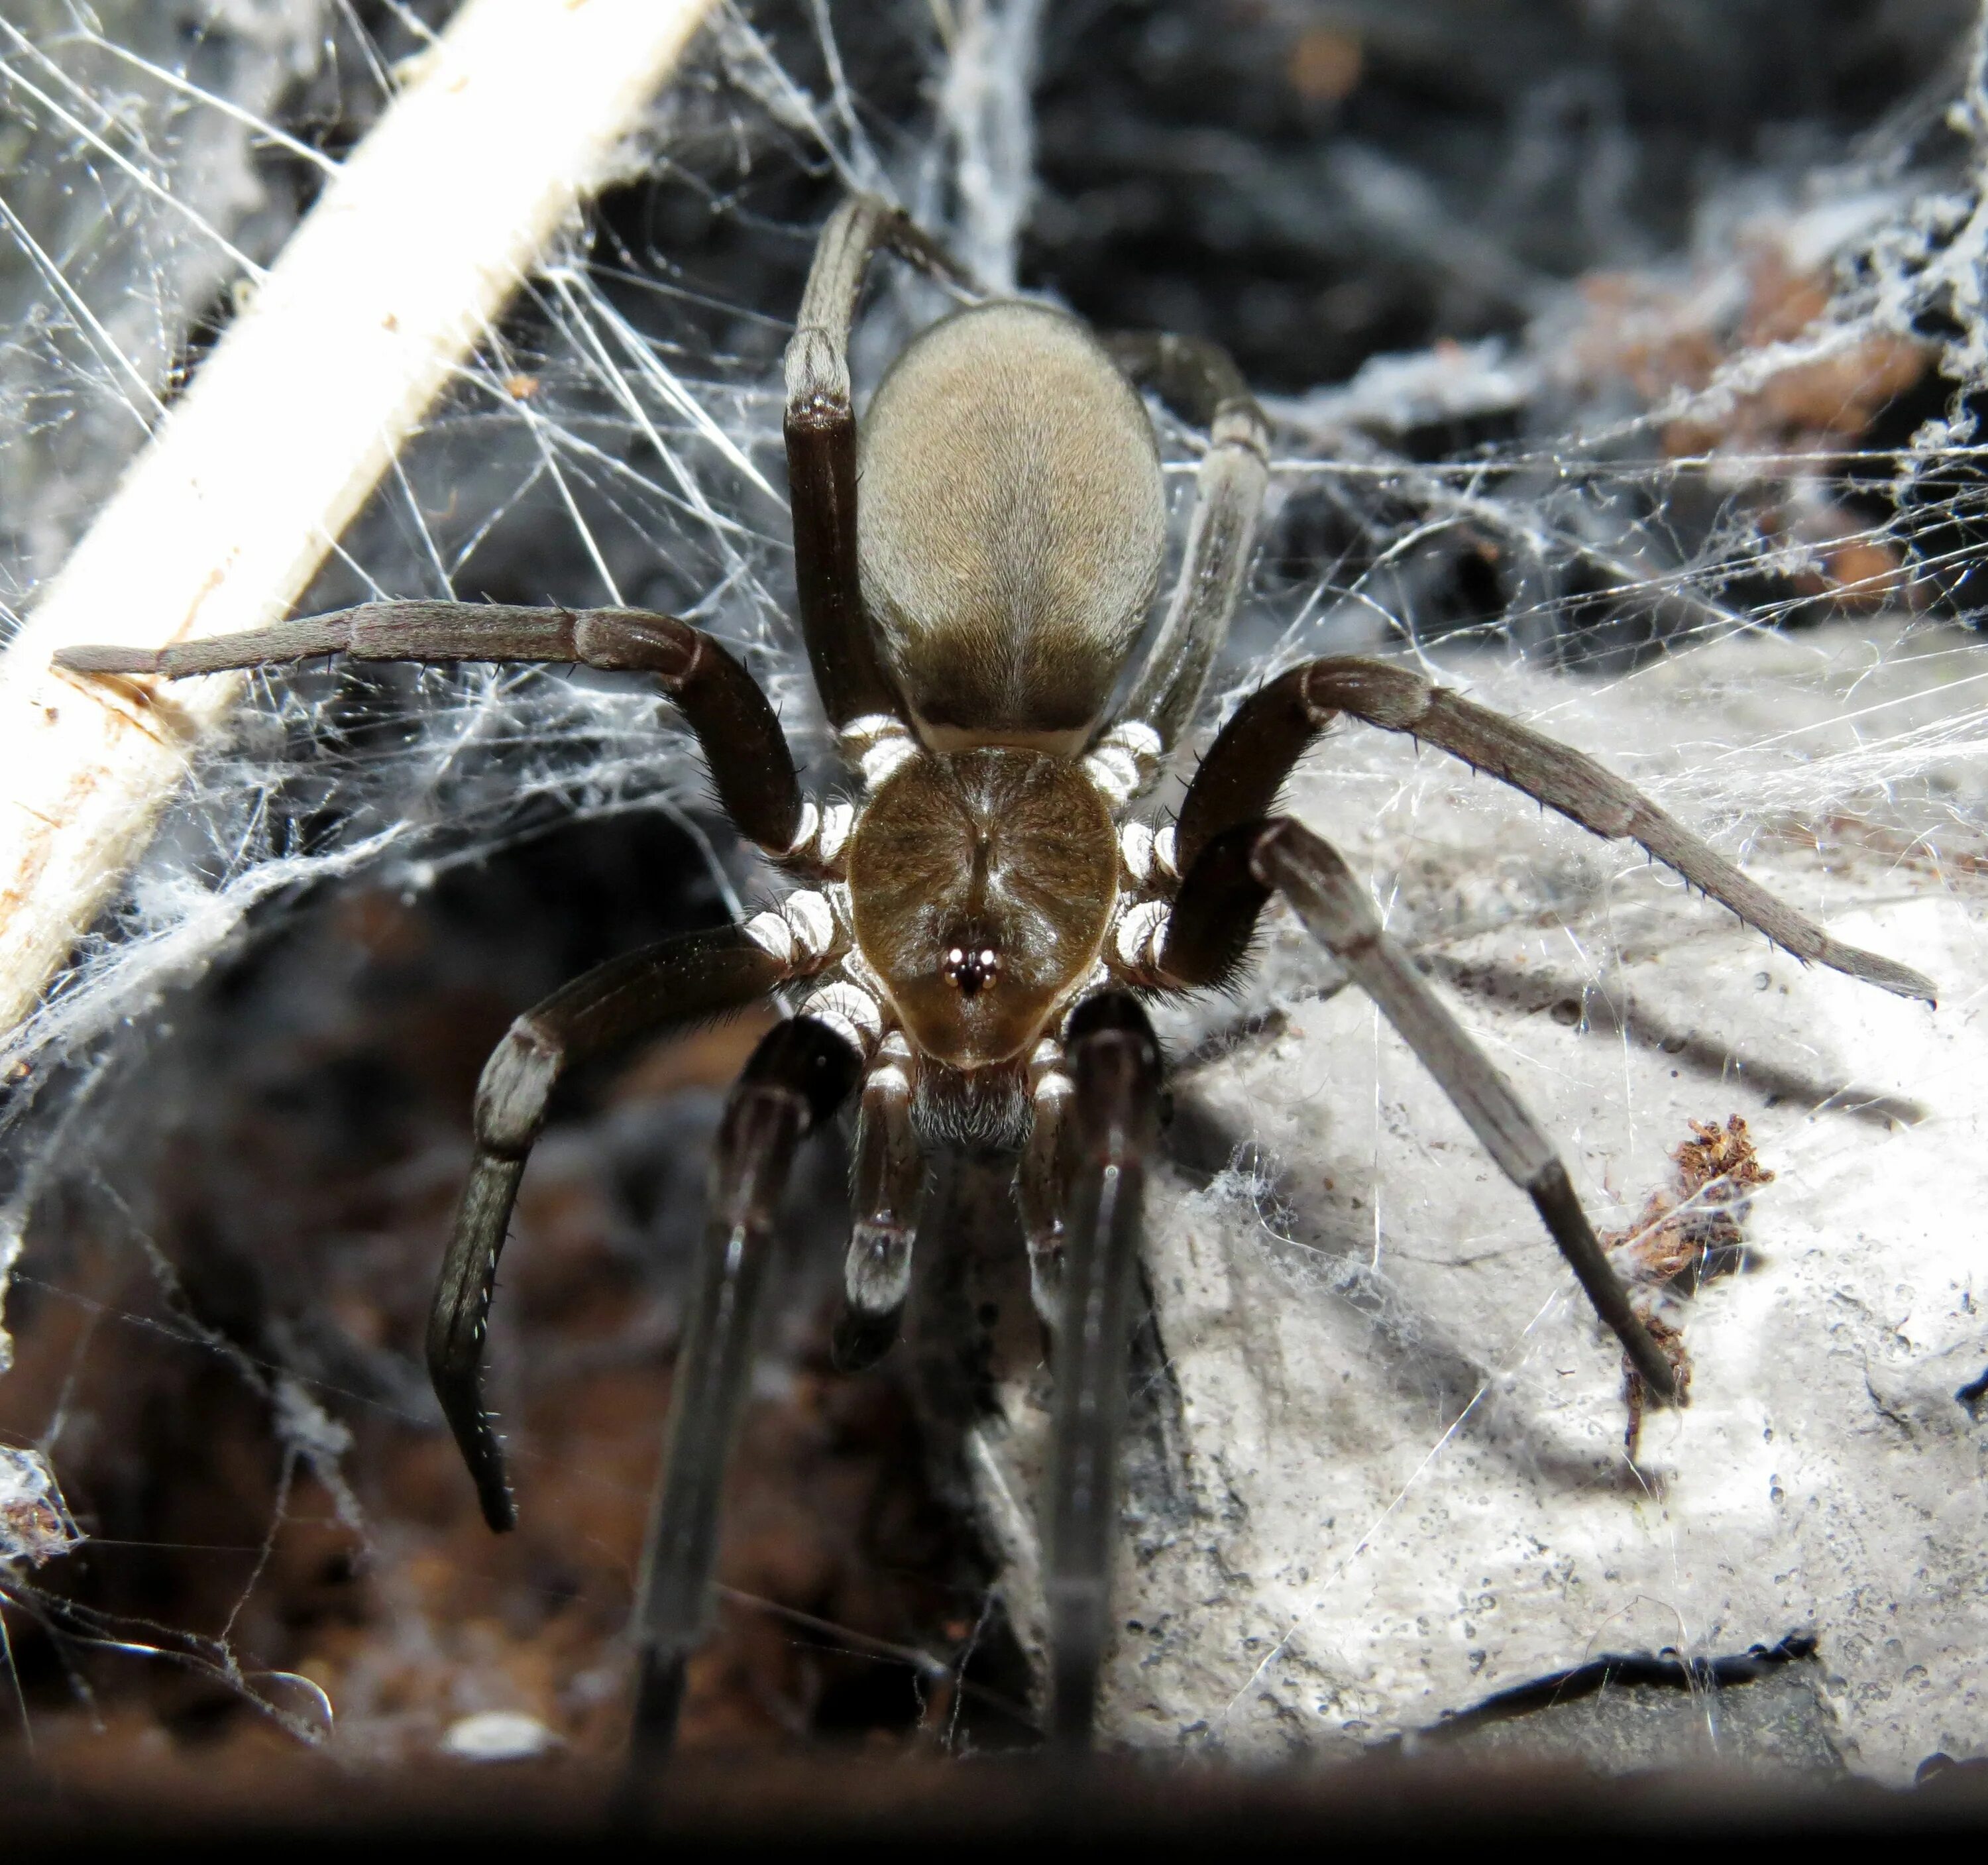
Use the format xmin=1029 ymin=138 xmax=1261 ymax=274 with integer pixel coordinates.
xmin=1084 ymin=331 xmax=1270 ymax=803
xmin=1172 ymin=655 xmax=1938 ymax=1003
xmin=1044 ymin=991 xmax=1164 ymax=1747
xmin=784 ymin=192 xmax=973 ymax=732
xmin=1019 ymin=1031 xmax=1080 ymax=1327
xmin=831 ymin=1031 xmax=927 ymax=1371
xmin=433 ymin=927 xmax=792 ymax=1530
xmin=55 ymin=599 xmax=806 ymax=856
xmin=628 ymin=1016 xmax=861 ymax=1764
xmin=1164 ymin=820 xmax=1680 ymax=1397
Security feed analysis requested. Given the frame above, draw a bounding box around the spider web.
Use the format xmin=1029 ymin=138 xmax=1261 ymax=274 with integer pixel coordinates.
xmin=0 ymin=0 xmax=1984 ymax=1778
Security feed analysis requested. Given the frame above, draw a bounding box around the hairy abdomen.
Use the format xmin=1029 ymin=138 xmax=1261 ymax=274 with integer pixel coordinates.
xmin=858 ymin=302 xmax=1164 ymax=752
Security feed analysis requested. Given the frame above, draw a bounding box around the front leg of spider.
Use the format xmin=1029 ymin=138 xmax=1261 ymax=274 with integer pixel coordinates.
xmin=54 ymin=600 xmax=808 ymax=858
xmin=627 ymin=1016 xmax=861 ymax=1764
xmin=428 ymin=928 xmax=793 ymax=1531
xmin=1043 ymin=992 xmax=1163 ymax=1748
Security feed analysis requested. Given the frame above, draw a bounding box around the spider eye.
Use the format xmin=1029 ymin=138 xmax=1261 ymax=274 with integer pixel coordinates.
xmin=942 ymin=944 xmax=1000 ymax=998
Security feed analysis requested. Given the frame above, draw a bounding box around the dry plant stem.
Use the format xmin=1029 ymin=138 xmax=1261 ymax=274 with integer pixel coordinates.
xmin=0 ymin=0 xmax=718 ymax=1037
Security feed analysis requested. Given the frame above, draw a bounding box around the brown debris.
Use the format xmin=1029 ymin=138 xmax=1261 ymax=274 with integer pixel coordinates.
xmin=1569 ymin=243 xmax=1928 ymax=614
xmin=1574 ymin=248 xmax=1926 ymax=456
xmin=1607 ymin=1116 xmax=1775 ymax=1458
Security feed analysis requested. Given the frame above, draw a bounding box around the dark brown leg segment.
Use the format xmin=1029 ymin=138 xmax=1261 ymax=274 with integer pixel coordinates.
xmin=1172 ymin=657 xmax=1936 ymax=1002
xmin=1045 ymin=991 xmax=1163 ymax=1748
xmin=427 ymin=927 xmax=789 ymax=1535
xmin=784 ymin=193 xmax=969 ymax=731
xmin=628 ymin=1016 xmax=861 ymax=1763
xmin=57 ymin=601 xmax=806 ymax=855
xmin=1104 ymin=330 xmax=1257 ymax=431
xmin=831 ymin=1035 xmax=926 ymax=1372
xmin=1160 ymin=820 xmax=1677 ymax=1400
xmin=1094 ymin=332 xmax=1270 ymax=769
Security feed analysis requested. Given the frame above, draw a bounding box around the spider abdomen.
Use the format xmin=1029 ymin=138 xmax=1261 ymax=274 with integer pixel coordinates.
xmin=858 ymin=301 xmax=1165 ymax=754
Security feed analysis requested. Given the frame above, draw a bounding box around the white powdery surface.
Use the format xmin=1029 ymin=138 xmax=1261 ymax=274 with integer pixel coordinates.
xmin=982 ymin=622 xmax=1988 ymax=1781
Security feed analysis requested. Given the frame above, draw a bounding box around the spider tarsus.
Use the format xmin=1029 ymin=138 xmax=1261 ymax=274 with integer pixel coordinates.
xmin=630 ymin=1648 xmax=689 ymax=1752
xmin=1530 ymin=1161 xmax=1679 ymax=1404
xmin=612 ymin=1650 xmax=689 ymax=1817
xmin=830 ymin=1300 xmax=903 ymax=1373
xmin=1048 ymin=1626 xmax=1103 ymax=1752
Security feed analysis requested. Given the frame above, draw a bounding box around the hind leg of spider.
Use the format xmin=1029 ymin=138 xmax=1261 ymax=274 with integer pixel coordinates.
xmin=1172 ymin=656 xmax=1936 ymax=1003
xmin=1042 ymin=991 xmax=1164 ymax=1748
xmin=427 ymin=927 xmax=791 ymax=1534
xmin=1083 ymin=331 xmax=1268 ymax=805
xmin=626 ymin=1015 xmax=861 ymax=1766
xmin=832 ymin=1033 xmax=926 ymax=1372
xmin=1162 ymin=822 xmax=1679 ymax=1401
xmin=785 ymin=193 xmax=971 ymax=732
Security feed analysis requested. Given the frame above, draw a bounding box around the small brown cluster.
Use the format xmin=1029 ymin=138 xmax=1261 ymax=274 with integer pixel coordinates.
xmin=1609 ymin=1115 xmax=1775 ymax=1458
xmin=1569 ymin=245 xmax=1928 ymax=613
xmin=1612 ymin=1114 xmax=1774 ymax=1292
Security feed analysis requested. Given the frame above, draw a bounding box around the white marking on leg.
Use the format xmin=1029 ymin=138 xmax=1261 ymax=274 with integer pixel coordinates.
xmin=1114 ymin=898 xmax=1172 ymax=970
xmin=817 ymin=801 xmax=856 ymax=864
xmin=806 ymin=980 xmax=885 ymax=1054
xmin=841 ymin=713 xmax=918 ymax=789
xmin=781 ymin=889 xmax=837 ymax=961
xmin=743 ymin=911 xmax=796 ymax=966
xmin=1083 ymin=719 xmax=1164 ymax=809
xmin=1119 ymin=820 xmax=1155 ymax=885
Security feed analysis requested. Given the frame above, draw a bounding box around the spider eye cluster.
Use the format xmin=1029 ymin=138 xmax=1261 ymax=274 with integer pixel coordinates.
xmin=942 ymin=943 xmax=1000 ymax=997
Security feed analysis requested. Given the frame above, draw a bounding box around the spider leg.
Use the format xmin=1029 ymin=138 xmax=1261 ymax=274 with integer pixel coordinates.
xmin=56 ymin=602 xmax=807 ymax=857
xmin=1044 ymin=990 xmax=1163 ymax=1748
xmin=1174 ymin=656 xmax=1937 ymax=1003
xmin=628 ymin=1015 xmax=861 ymax=1762
xmin=1086 ymin=332 xmax=1269 ymax=803
xmin=428 ymin=927 xmax=790 ymax=1534
xmin=831 ymin=1032 xmax=926 ymax=1371
xmin=1162 ymin=820 xmax=1679 ymax=1401
xmin=1018 ymin=1035 xmax=1078 ymax=1328
xmin=786 ymin=192 xmax=971 ymax=734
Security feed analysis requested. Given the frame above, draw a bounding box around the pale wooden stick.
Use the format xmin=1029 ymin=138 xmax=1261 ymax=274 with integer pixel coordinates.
xmin=0 ymin=0 xmax=716 ymax=1036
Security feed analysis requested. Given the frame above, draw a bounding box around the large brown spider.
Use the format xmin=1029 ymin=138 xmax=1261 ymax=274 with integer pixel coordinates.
xmin=56 ymin=194 xmax=1935 ymax=1757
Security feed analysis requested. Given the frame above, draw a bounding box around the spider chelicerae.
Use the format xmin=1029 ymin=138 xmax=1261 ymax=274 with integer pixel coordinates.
xmin=56 ymin=193 xmax=1936 ymax=1757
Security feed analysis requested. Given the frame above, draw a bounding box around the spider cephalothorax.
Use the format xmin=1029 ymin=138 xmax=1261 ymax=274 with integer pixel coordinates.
xmin=846 ymin=748 xmax=1118 ymax=1074
xmin=56 ymin=190 xmax=1936 ymax=1763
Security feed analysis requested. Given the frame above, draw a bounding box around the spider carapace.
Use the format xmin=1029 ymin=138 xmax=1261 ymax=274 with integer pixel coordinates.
xmin=56 ymin=193 xmax=1936 ymax=1760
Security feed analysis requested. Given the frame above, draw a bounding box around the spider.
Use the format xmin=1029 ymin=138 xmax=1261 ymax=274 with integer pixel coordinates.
xmin=56 ymin=193 xmax=1936 ymax=1757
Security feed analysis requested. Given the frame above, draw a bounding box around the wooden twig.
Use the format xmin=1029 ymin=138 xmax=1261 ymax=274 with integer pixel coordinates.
xmin=0 ymin=0 xmax=716 ymax=1037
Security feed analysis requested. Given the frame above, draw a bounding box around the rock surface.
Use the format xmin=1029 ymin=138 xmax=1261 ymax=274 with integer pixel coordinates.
xmin=972 ymin=622 xmax=1988 ymax=1781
